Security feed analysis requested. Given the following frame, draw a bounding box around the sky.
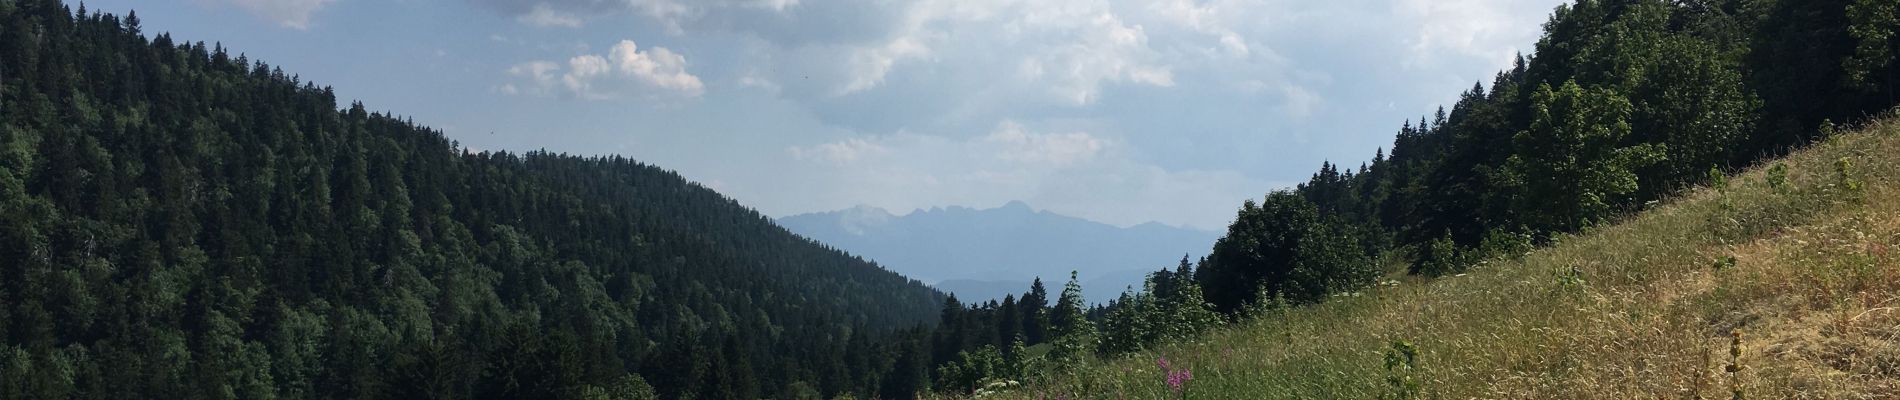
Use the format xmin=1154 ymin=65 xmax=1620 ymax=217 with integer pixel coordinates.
xmin=88 ymin=0 xmax=1568 ymax=231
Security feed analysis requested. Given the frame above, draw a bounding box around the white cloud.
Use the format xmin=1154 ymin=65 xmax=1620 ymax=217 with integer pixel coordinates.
xmin=1396 ymin=0 xmax=1552 ymax=69
xmin=752 ymin=0 xmax=800 ymax=12
xmin=505 ymin=39 xmax=705 ymax=99
xmin=1146 ymin=0 xmax=1251 ymax=57
xmin=628 ymin=0 xmax=695 ymax=33
xmin=1015 ymin=12 xmax=1175 ymax=104
xmin=1277 ymin=84 xmax=1322 ymax=119
xmin=791 ymin=121 xmax=1108 ymax=168
xmin=475 ymin=0 xmax=800 ymax=30
xmin=213 ymin=0 xmax=332 ymax=29
xmin=736 ymin=69 xmax=783 ymax=93
xmin=484 ymin=0 xmax=1190 ymax=105
xmin=983 ymin=121 xmax=1104 ymax=166
xmin=467 ymin=0 xmax=1568 ymax=229
xmin=835 ymin=35 xmax=931 ymax=95
xmin=825 ymin=0 xmax=1178 ymax=103
xmin=518 ymin=3 xmax=584 ymax=28
xmin=789 ymin=137 xmax=889 ymax=165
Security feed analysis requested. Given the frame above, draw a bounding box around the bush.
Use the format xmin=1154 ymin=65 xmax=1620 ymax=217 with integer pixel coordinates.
xmin=1766 ymin=163 xmax=1790 ymax=192
xmin=1413 ymin=233 xmax=1468 ymax=277
xmin=1476 ymin=229 xmax=1534 ymax=261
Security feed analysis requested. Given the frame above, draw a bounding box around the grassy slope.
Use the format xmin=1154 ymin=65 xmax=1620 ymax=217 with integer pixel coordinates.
xmin=985 ymin=115 xmax=1900 ymax=399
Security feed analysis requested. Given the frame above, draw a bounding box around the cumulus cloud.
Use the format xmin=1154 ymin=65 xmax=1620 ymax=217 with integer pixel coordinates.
xmin=1012 ymin=11 xmax=1175 ymax=104
xmin=1146 ymin=0 xmax=1251 ymax=57
xmin=984 ymin=121 xmax=1105 ymax=166
xmin=1396 ymin=0 xmax=1556 ymax=69
xmin=835 ymin=35 xmax=931 ymax=95
xmin=470 ymin=0 xmax=1567 ymax=228
xmin=212 ymin=0 xmax=332 ymax=29
xmin=822 ymin=0 xmax=1184 ymax=103
xmin=504 ymin=39 xmax=705 ymax=99
xmin=477 ymin=0 xmax=1191 ymax=105
xmin=477 ymin=0 xmax=1558 ymax=115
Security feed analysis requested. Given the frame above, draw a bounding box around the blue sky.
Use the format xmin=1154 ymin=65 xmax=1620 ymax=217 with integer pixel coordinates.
xmin=89 ymin=0 xmax=1566 ymax=230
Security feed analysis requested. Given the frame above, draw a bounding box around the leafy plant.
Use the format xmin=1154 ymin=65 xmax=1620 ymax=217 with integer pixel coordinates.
xmin=1836 ymin=157 xmax=1863 ymax=191
xmin=1381 ymin=340 xmax=1422 ymax=400
xmin=1767 ymin=163 xmax=1791 ymax=192
xmin=1414 ymin=232 xmax=1468 ymax=277
xmin=1557 ymin=265 xmax=1588 ymax=291
xmin=1711 ymin=255 xmax=1737 ymax=271
xmin=1477 ymin=229 xmax=1534 ymax=261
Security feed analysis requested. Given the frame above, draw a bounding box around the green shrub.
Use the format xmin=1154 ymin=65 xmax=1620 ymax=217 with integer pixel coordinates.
xmin=1413 ymin=233 xmax=1468 ymax=277
xmin=1381 ymin=340 xmax=1422 ymax=400
xmin=1766 ymin=163 xmax=1790 ymax=192
xmin=1836 ymin=157 xmax=1862 ymax=191
xmin=1476 ymin=229 xmax=1534 ymax=261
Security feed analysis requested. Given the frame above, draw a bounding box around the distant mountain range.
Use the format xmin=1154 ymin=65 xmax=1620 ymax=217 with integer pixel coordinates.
xmin=778 ymin=201 xmax=1221 ymax=303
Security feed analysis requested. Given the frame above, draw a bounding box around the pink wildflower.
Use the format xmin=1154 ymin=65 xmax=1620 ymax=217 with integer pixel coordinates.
xmin=1166 ymin=367 xmax=1193 ymax=393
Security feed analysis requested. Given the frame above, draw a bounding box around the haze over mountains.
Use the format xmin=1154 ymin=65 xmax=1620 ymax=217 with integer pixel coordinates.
xmin=779 ymin=201 xmax=1221 ymax=303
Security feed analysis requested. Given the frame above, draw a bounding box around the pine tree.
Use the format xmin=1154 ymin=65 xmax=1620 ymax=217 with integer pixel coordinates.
xmin=1046 ymin=271 xmax=1094 ymax=365
xmin=1019 ymin=278 xmax=1049 ymax=345
xmin=996 ymin=295 xmax=1020 ymax=350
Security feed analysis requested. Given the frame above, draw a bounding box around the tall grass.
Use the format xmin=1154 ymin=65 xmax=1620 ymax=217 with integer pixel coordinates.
xmin=977 ymin=113 xmax=1900 ymax=399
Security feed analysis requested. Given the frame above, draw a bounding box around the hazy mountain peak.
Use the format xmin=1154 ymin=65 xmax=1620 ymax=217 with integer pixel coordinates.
xmin=835 ymin=205 xmax=894 ymax=235
xmin=778 ymin=202 xmax=1220 ymax=303
xmin=847 ymin=204 xmax=893 ymax=215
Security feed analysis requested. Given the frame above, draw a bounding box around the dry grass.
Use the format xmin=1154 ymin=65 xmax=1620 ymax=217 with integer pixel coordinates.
xmin=972 ymin=113 xmax=1900 ymax=399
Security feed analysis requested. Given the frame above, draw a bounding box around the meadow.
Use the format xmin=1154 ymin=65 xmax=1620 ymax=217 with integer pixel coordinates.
xmin=977 ymin=113 xmax=1900 ymax=399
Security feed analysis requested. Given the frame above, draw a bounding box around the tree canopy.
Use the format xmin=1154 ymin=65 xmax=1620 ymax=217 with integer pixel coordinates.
xmin=0 ymin=2 xmax=946 ymax=398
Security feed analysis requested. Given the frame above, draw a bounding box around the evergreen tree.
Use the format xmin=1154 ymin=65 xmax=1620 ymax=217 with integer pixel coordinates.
xmin=880 ymin=336 xmax=929 ymax=400
xmin=996 ymin=295 xmax=1020 ymax=350
xmin=1046 ymin=271 xmax=1094 ymax=365
xmin=1019 ymin=278 xmax=1049 ymax=345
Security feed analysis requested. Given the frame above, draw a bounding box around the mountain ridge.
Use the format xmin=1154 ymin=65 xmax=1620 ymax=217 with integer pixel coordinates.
xmin=779 ymin=201 xmax=1219 ymax=303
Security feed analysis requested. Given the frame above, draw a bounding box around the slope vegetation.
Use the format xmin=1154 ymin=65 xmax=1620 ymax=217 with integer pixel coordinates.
xmin=0 ymin=2 xmax=940 ymax=398
xmin=991 ymin=114 xmax=1900 ymax=398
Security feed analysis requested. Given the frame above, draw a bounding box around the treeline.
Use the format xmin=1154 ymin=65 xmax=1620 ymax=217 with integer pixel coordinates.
xmin=936 ymin=0 xmax=1900 ymax=393
xmin=921 ymin=259 xmax=1221 ymax=396
xmin=1191 ymin=0 xmax=1900 ymax=314
xmin=0 ymin=1 xmax=952 ymax=399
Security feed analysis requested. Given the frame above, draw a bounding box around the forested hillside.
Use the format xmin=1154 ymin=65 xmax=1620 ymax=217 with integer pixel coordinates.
xmin=935 ymin=0 xmax=1900 ymax=396
xmin=989 ymin=102 xmax=1900 ymax=400
xmin=0 ymin=1 xmax=948 ymax=398
xmin=1188 ymin=0 xmax=1900 ymax=315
